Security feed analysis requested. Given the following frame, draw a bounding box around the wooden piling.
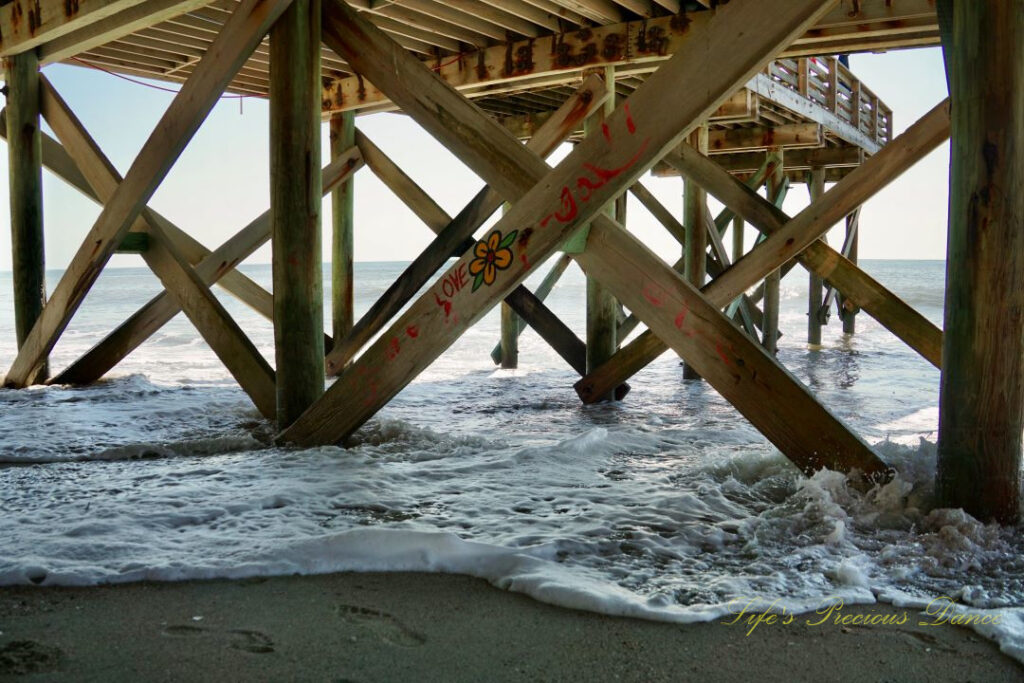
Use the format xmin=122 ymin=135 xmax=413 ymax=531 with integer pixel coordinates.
xmin=937 ymin=0 xmax=1023 ymax=523
xmin=4 ymin=52 xmax=48 ymax=383
xmin=731 ymin=215 xmax=744 ymax=264
xmin=761 ymin=148 xmax=784 ymax=355
xmin=682 ymin=124 xmax=709 ymax=380
xmin=841 ymin=210 xmax=859 ymax=334
xmin=270 ymin=0 xmax=324 ymax=427
xmin=807 ymin=165 xmax=825 ymax=347
xmin=330 ymin=111 xmax=355 ymax=349
xmin=499 ymin=204 xmax=518 ymax=368
xmin=584 ymin=67 xmax=618 ymax=398
xmin=500 ymin=302 xmax=518 ymax=368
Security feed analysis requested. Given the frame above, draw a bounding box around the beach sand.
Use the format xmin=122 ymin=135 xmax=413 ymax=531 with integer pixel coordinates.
xmin=1 ymin=572 xmax=1020 ymax=682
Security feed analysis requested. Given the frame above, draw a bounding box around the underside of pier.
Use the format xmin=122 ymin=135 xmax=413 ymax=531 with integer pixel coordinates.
xmin=1 ymin=0 xmax=1020 ymax=523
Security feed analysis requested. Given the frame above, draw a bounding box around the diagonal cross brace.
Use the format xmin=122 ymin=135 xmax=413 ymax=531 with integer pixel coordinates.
xmin=281 ymin=0 xmax=888 ymax=477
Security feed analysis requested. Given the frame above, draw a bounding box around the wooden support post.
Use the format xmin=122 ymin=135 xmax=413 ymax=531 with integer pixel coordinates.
xmin=937 ymin=0 xmax=1024 ymax=523
xmin=840 ymin=209 xmax=860 ymax=334
xmin=4 ymin=52 xmax=47 ymax=383
xmin=499 ymin=204 xmax=518 ymax=368
xmin=584 ymin=67 xmax=618 ymax=396
xmin=807 ymin=165 xmax=825 ymax=347
xmin=682 ymin=124 xmax=708 ymax=379
xmin=731 ymin=215 xmax=744 ymax=264
xmin=270 ymin=0 xmax=324 ymax=427
xmin=761 ymin=148 xmax=783 ymax=355
xmin=500 ymin=302 xmax=519 ymax=368
xmin=2 ymin=0 xmax=292 ymax=388
xmin=330 ymin=111 xmax=355 ymax=349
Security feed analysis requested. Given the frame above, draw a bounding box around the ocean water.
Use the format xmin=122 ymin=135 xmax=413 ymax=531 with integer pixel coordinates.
xmin=1 ymin=258 xmax=1022 ymax=660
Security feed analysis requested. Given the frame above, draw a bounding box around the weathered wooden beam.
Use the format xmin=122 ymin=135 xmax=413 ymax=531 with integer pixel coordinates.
xmin=651 ymin=145 xmax=862 ymax=177
xmin=731 ymin=214 xmax=743 ymax=263
xmin=838 ymin=208 xmax=859 ymax=333
xmin=584 ymin=67 xmax=618 ymax=396
xmin=322 ymin=2 xmax=934 ymax=114
xmin=498 ymin=203 xmax=518 ymax=369
xmin=937 ymin=0 xmax=1024 ymax=524
xmin=322 ymin=73 xmax=608 ymax=375
xmin=330 ymin=111 xmax=355 ymax=348
xmin=0 ymin=0 xmax=149 ymax=57
xmin=707 ymin=123 xmax=822 ymax=155
xmin=4 ymin=52 xmax=47 ymax=383
xmin=3 ymin=0 xmax=292 ymax=388
xmin=682 ymin=123 xmax=708 ymax=380
xmin=283 ymin=0 xmax=852 ymax=466
xmin=761 ymin=149 xmax=784 ymax=355
xmin=38 ymin=73 xmax=277 ymax=417
xmin=270 ymin=0 xmax=324 ymax=427
xmin=807 ymin=165 xmax=825 ymax=347
xmin=354 ymin=130 xmax=451 ymax=232
xmin=575 ymin=99 xmax=951 ymax=401
xmin=38 ymin=0 xmax=210 ymax=65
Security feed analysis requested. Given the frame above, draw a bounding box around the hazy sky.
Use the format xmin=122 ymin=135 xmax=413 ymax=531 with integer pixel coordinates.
xmin=0 ymin=46 xmax=948 ymax=273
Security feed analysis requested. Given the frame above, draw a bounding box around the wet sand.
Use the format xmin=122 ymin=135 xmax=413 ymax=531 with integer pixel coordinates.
xmin=1 ymin=572 xmax=1020 ymax=682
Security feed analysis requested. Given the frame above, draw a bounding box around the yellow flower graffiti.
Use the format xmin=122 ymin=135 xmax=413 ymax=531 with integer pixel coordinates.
xmin=469 ymin=229 xmax=517 ymax=292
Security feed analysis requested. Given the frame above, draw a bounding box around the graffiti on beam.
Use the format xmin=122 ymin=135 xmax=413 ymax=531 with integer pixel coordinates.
xmin=540 ymin=103 xmax=648 ymax=229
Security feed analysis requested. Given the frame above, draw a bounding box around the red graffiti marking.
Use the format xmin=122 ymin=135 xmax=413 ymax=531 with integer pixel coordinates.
xmin=440 ymin=263 xmax=469 ymax=299
xmin=434 ymin=292 xmax=452 ymax=318
xmin=385 ymin=337 xmax=401 ymax=360
xmin=356 ymin=365 xmax=381 ymax=408
xmin=520 ymin=252 xmax=531 ymax=270
xmin=537 ymin=116 xmax=649 ymax=231
xmin=406 ymin=325 xmax=419 ymax=338
xmin=624 ymin=102 xmax=636 ymax=134
xmin=674 ymin=308 xmax=688 ymax=329
xmin=541 ymin=185 xmax=579 ymax=227
xmin=601 ymin=121 xmax=611 ymax=144
xmin=715 ymin=341 xmax=734 ymax=368
xmin=642 ymin=281 xmax=666 ymax=307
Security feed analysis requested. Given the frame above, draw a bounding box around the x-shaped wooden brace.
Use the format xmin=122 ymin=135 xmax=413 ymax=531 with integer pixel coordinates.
xmin=577 ymin=98 xmax=950 ymax=401
xmin=27 ymin=82 xmax=361 ymax=393
xmin=3 ymin=0 xmax=295 ymax=390
xmin=281 ymin=0 xmax=889 ymax=478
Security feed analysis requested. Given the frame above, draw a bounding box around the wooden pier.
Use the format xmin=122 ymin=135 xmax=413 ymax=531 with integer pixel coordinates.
xmin=2 ymin=0 xmax=1020 ymax=522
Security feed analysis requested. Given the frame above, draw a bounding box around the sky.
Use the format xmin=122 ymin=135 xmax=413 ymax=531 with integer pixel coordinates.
xmin=0 ymin=46 xmax=949 ymax=273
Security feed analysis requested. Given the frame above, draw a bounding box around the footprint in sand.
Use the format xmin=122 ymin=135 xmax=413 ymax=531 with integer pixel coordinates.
xmin=161 ymin=624 xmax=275 ymax=654
xmin=337 ymin=605 xmax=426 ymax=648
xmin=0 ymin=640 xmax=63 ymax=675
